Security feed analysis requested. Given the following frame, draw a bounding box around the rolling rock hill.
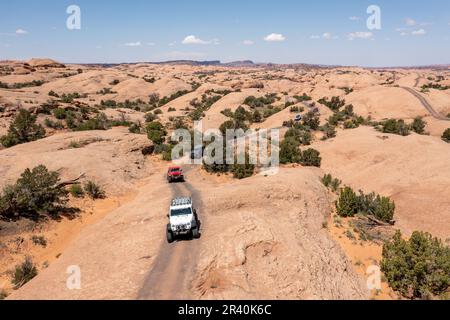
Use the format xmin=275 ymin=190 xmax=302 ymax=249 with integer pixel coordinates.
xmin=1 ymin=58 xmax=449 ymax=300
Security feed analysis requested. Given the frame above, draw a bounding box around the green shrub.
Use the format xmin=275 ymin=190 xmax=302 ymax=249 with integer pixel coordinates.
xmin=322 ymin=174 xmax=341 ymax=192
xmin=285 ymin=128 xmax=312 ymax=146
xmin=158 ymin=90 xmax=191 ymax=107
xmin=372 ymin=196 xmax=396 ymax=223
xmin=318 ymin=96 xmax=346 ymax=112
xmin=252 ymin=110 xmax=263 ymax=123
xmin=381 ymin=231 xmax=450 ymax=299
xmin=421 ymin=83 xmax=450 ymax=91
xmin=382 ymin=119 xmax=410 ymax=136
xmin=60 ymin=92 xmax=81 ymax=103
xmin=0 ymin=165 xmax=68 ymax=220
xmin=161 ymin=144 xmax=174 ymax=161
xmin=302 ymin=111 xmax=320 ymax=130
xmin=336 ymin=187 xmax=359 ymax=217
xmin=69 ymin=184 xmax=85 ymax=198
xmin=219 ymin=120 xmax=249 ymax=135
xmin=53 ymin=108 xmax=67 ymax=120
xmin=31 ymin=235 xmax=47 ymax=247
xmin=231 ymin=154 xmax=255 ymax=179
xmin=65 ymin=112 xmax=77 ymax=129
xmin=411 ymin=117 xmax=427 ymax=135
xmin=48 ymin=90 xmax=59 ymax=98
xmin=234 ymin=106 xmax=251 ymax=122
xmin=75 ymin=113 xmax=110 ymax=131
xmin=5 ymin=80 xmax=45 ymax=89
xmin=280 ymin=137 xmax=302 ymax=164
xmin=293 ymin=93 xmax=312 ymax=102
xmin=146 ymin=121 xmax=167 ymax=145
xmin=442 ymin=128 xmax=450 ymax=143
xmin=0 ymin=109 xmax=45 ymax=148
xmin=203 ymin=143 xmax=229 ymax=174
xmin=336 ymin=186 xmax=395 ymax=223
xmin=12 ymin=256 xmax=38 ymax=289
xmin=221 ymin=108 xmax=234 ymax=118
xmin=322 ymin=174 xmax=333 ymax=187
xmin=145 ymin=112 xmax=157 ymax=123
xmin=44 ymin=118 xmax=64 ymax=130
xmin=83 ymin=181 xmax=105 ymax=200
xmin=339 ymin=87 xmax=354 ymax=95
xmin=128 ymin=123 xmax=141 ymax=134
xmin=321 ymin=123 xmax=337 ymax=139
xmin=300 ymin=148 xmax=322 ymax=167
xmin=244 ymin=94 xmax=277 ymax=108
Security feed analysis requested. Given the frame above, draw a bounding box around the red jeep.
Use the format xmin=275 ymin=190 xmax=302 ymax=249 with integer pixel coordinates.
xmin=167 ymin=166 xmax=185 ymax=183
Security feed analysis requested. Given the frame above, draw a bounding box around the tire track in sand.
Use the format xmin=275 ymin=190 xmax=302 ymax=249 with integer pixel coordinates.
xmin=137 ymin=166 xmax=204 ymax=300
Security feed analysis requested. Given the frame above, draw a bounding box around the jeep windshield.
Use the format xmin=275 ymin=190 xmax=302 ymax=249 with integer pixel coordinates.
xmin=170 ymin=208 xmax=192 ymax=217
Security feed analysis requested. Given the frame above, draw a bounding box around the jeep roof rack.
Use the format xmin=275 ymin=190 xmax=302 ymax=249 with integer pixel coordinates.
xmin=171 ymin=197 xmax=192 ymax=207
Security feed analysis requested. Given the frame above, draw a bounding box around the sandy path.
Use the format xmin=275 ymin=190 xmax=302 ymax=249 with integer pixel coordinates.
xmin=137 ymin=166 xmax=204 ymax=300
xmin=401 ymin=87 xmax=450 ymax=121
xmin=413 ymin=73 xmax=422 ymax=88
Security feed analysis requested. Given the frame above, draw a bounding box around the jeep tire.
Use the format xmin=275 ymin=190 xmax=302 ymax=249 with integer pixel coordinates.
xmin=192 ymin=227 xmax=200 ymax=239
xmin=167 ymin=225 xmax=174 ymax=243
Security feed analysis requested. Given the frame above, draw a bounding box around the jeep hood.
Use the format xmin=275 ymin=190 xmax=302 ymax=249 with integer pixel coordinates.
xmin=170 ymin=215 xmax=192 ymax=225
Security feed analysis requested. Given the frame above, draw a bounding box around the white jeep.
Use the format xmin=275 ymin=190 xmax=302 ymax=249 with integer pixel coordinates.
xmin=166 ymin=197 xmax=200 ymax=243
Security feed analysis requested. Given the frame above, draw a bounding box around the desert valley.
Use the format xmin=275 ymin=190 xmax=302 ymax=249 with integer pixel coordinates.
xmin=0 ymin=58 xmax=449 ymax=300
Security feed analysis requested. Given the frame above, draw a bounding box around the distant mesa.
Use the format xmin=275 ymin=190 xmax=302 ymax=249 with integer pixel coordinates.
xmin=223 ymin=60 xmax=256 ymax=67
xmin=156 ymin=60 xmax=222 ymax=66
xmin=26 ymin=58 xmax=66 ymax=69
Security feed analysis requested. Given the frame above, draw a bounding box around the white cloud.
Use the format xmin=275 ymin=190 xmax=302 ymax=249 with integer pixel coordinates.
xmin=242 ymin=40 xmax=254 ymax=45
xmin=182 ymin=35 xmax=208 ymax=45
xmin=310 ymin=33 xmax=337 ymax=40
xmin=147 ymin=42 xmax=156 ymax=46
xmin=124 ymin=41 xmax=142 ymax=47
xmin=400 ymin=32 xmax=408 ymax=36
xmin=15 ymin=28 xmax=28 ymax=35
xmin=264 ymin=33 xmax=286 ymax=42
xmin=349 ymin=16 xmax=361 ymax=21
xmin=411 ymin=29 xmax=426 ymax=36
xmin=405 ymin=18 xmax=417 ymax=26
xmin=322 ymin=32 xmax=333 ymax=40
xmin=347 ymin=31 xmax=374 ymax=40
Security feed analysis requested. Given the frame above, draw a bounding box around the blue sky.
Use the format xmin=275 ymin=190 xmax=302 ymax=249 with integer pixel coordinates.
xmin=1 ymin=0 xmax=449 ymax=67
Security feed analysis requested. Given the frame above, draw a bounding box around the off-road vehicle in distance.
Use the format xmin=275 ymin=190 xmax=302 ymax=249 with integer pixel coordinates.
xmin=167 ymin=166 xmax=185 ymax=183
xmin=167 ymin=197 xmax=200 ymax=243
